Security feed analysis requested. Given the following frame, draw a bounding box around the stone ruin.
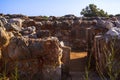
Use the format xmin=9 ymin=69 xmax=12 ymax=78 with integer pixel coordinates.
xmin=0 ymin=14 xmax=120 ymax=79
xmin=0 ymin=15 xmax=71 ymax=80
xmin=91 ymin=17 xmax=120 ymax=78
xmin=93 ymin=35 xmax=120 ymax=75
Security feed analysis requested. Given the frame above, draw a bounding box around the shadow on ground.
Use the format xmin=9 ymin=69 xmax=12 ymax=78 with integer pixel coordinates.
xmin=68 ymin=52 xmax=101 ymax=80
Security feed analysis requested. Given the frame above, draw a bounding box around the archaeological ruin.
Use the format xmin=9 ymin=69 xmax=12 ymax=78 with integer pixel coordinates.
xmin=0 ymin=14 xmax=120 ymax=80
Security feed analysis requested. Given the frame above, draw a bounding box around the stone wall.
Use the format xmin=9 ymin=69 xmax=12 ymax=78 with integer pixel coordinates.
xmin=21 ymin=16 xmax=97 ymax=51
xmin=1 ymin=36 xmax=63 ymax=80
xmin=0 ymin=15 xmax=71 ymax=80
xmin=1 ymin=14 xmax=120 ymax=79
xmin=1 ymin=14 xmax=100 ymax=51
xmin=92 ymin=35 xmax=120 ymax=75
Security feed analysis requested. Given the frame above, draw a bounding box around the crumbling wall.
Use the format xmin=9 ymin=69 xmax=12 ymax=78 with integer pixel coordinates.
xmin=1 ymin=36 xmax=63 ymax=80
xmin=21 ymin=17 xmax=97 ymax=51
xmin=61 ymin=46 xmax=71 ymax=80
xmin=0 ymin=17 xmax=66 ymax=80
xmin=93 ymin=35 xmax=120 ymax=74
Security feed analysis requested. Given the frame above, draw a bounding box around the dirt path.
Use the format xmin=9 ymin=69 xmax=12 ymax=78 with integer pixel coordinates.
xmin=69 ymin=52 xmax=101 ymax=80
xmin=70 ymin=52 xmax=87 ymax=72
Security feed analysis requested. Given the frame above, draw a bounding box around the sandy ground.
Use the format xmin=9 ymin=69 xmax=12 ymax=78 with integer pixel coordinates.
xmin=70 ymin=52 xmax=87 ymax=72
xmin=70 ymin=52 xmax=87 ymax=59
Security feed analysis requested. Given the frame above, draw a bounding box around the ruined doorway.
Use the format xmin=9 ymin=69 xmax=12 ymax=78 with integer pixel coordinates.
xmin=68 ymin=27 xmax=97 ymax=80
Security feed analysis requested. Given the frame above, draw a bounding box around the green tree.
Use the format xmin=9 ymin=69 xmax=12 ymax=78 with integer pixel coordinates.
xmin=81 ymin=4 xmax=108 ymax=17
xmin=115 ymin=14 xmax=120 ymax=17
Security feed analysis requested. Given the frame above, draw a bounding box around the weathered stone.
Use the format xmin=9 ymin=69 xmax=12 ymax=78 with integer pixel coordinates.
xmin=42 ymin=65 xmax=61 ymax=80
xmin=0 ymin=20 xmax=3 ymax=27
xmin=4 ymin=23 xmax=22 ymax=31
xmin=0 ymin=27 xmax=10 ymax=48
xmin=0 ymin=16 xmax=7 ymax=25
xmin=8 ymin=18 xmax=23 ymax=27
xmin=36 ymin=30 xmax=50 ymax=38
xmin=1 ymin=35 xmax=63 ymax=80
xmin=93 ymin=35 xmax=120 ymax=74
xmin=61 ymin=46 xmax=71 ymax=79
xmin=22 ymin=19 xmax=36 ymax=28
xmin=2 ymin=14 xmax=120 ymax=79
xmin=20 ymin=26 xmax=36 ymax=35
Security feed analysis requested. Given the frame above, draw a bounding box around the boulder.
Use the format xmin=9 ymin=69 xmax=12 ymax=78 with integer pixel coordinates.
xmin=106 ymin=27 xmax=120 ymax=39
xmin=20 ymin=26 xmax=36 ymax=35
xmin=22 ymin=19 xmax=36 ymax=28
xmin=104 ymin=21 xmax=114 ymax=29
xmin=0 ymin=16 xmax=7 ymax=25
xmin=4 ymin=23 xmax=22 ymax=32
xmin=35 ymin=22 xmax=42 ymax=30
xmin=9 ymin=18 xmax=23 ymax=27
xmin=36 ymin=30 xmax=50 ymax=38
xmin=61 ymin=20 xmax=72 ymax=30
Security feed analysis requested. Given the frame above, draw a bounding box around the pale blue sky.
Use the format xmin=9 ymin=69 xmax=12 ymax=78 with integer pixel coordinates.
xmin=0 ymin=0 xmax=120 ymax=16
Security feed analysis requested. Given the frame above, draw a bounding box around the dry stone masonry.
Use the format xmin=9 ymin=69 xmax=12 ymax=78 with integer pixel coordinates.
xmin=0 ymin=14 xmax=120 ymax=79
